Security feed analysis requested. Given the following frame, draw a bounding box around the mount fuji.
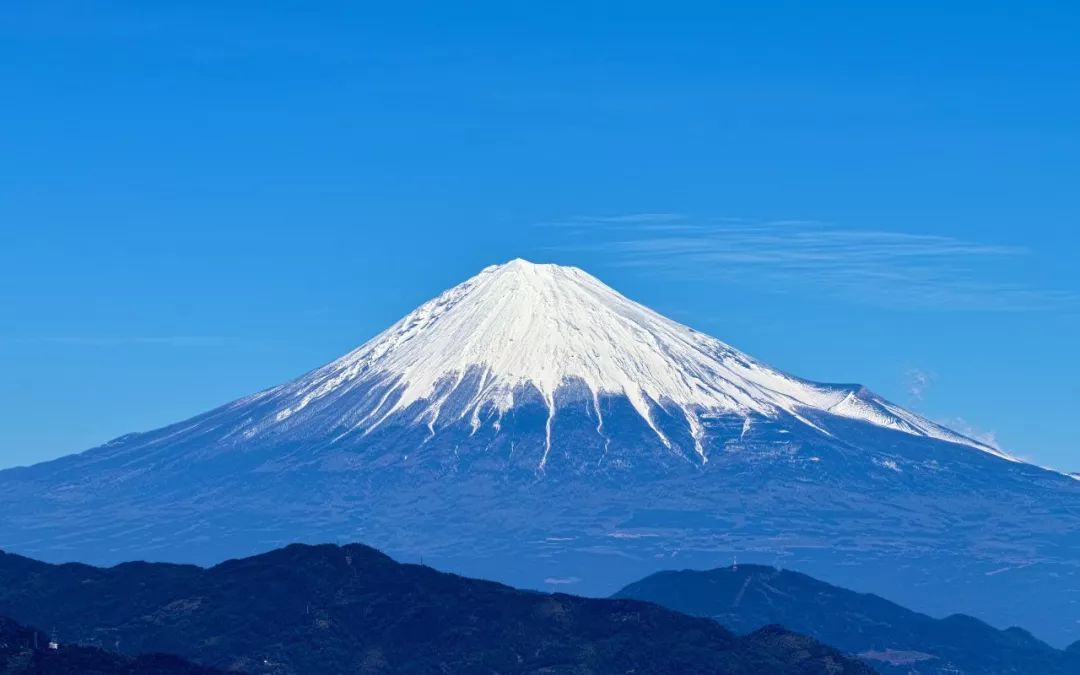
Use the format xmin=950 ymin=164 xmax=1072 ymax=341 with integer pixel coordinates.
xmin=2 ymin=259 xmax=1078 ymax=644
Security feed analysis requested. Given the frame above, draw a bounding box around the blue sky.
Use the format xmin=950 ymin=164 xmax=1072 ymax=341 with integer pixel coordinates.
xmin=2 ymin=2 xmax=1077 ymax=470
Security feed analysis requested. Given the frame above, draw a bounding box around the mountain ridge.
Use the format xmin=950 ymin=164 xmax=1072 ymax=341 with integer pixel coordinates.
xmin=614 ymin=563 xmax=1080 ymax=674
xmin=0 ymin=543 xmax=873 ymax=675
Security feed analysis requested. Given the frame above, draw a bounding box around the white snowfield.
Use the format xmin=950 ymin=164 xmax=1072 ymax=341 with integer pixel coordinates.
xmin=267 ymin=259 xmax=1010 ymax=465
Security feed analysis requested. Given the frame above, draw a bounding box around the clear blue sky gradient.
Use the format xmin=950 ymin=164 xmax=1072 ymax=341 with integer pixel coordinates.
xmin=2 ymin=2 xmax=1077 ymax=469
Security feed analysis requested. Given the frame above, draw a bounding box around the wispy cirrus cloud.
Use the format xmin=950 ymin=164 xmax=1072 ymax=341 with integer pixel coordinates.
xmin=542 ymin=215 xmax=1071 ymax=311
xmin=905 ymin=369 xmax=934 ymax=403
xmin=550 ymin=213 xmax=686 ymax=225
xmin=3 ymin=336 xmax=227 ymax=347
xmin=941 ymin=417 xmax=1004 ymax=452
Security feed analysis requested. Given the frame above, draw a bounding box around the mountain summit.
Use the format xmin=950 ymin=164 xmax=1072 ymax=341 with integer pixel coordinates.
xmin=1 ymin=260 xmax=1078 ymax=646
xmin=238 ymin=258 xmax=999 ymax=469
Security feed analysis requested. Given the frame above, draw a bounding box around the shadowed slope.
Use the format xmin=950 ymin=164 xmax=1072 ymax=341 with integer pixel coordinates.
xmin=0 ymin=544 xmax=872 ymax=675
xmin=0 ymin=615 xmax=224 ymax=674
xmin=615 ymin=564 xmax=1080 ymax=674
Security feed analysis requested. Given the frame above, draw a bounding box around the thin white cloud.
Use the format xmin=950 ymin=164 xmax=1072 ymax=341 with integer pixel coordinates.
xmin=941 ymin=417 xmax=1003 ymax=452
xmin=543 ymin=213 xmax=686 ymax=225
xmin=906 ymin=369 xmax=934 ymax=402
xmin=4 ymin=336 xmax=227 ymax=347
xmin=543 ymin=215 xmax=1072 ymax=311
xmin=543 ymin=576 xmax=581 ymax=585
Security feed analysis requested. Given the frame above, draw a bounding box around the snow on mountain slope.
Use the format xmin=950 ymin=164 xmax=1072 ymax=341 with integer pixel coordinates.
xmin=247 ymin=259 xmax=1003 ymax=466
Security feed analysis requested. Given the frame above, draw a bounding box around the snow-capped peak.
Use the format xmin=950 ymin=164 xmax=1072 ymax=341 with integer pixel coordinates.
xmin=269 ymin=259 xmax=1001 ymax=465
